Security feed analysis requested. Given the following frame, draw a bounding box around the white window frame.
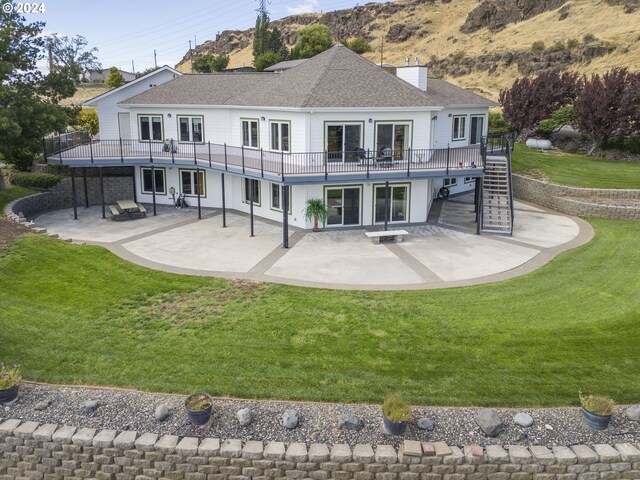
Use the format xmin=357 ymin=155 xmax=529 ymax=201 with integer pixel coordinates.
xmin=375 ymin=122 xmax=411 ymax=157
xmin=464 ymin=176 xmax=475 ymax=184
xmin=140 ymin=167 xmax=166 ymax=194
xmin=373 ymin=183 xmax=410 ymax=225
xmin=270 ymin=121 xmax=290 ymax=152
xmin=180 ymin=169 xmax=206 ymax=197
xmin=452 ymin=115 xmax=467 ymax=141
xmin=443 ymin=177 xmax=458 ymax=187
xmin=138 ymin=115 xmax=163 ymax=142
xmin=243 ymin=178 xmax=261 ymax=205
xmin=177 ymin=115 xmax=204 ymax=143
xmin=270 ymin=183 xmax=292 ymax=213
xmin=242 ymin=119 xmax=259 ymax=149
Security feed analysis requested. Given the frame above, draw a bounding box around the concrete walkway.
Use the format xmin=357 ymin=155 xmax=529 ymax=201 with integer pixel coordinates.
xmin=32 ymin=197 xmax=592 ymax=290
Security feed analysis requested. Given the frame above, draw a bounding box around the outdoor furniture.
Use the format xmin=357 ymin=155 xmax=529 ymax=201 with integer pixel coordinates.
xmin=112 ymin=200 xmax=147 ymax=219
xmin=109 ymin=205 xmax=128 ymax=221
xmin=365 ymin=229 xmax=409 ymax=244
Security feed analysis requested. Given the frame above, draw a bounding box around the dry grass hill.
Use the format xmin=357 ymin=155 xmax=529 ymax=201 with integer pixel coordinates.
xmin=175 ymin=0 xmax=640 ymax=100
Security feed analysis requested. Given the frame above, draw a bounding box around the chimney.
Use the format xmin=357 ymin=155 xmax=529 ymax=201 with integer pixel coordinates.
xmin=396 ymin=57 xmax=428 ymax=91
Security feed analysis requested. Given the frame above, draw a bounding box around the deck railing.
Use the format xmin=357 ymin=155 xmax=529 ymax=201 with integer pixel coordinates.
xmin=43 ymin=135 xmax=487 ymax=179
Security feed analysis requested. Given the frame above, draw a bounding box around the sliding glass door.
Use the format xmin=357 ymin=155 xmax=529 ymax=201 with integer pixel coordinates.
xmin=374 ymin=184 xmax=409 ymax=224
xmin=326 ymin=124 xmax=362 ymax=163
xmin=326 ymin=187 xmax=361 ymax=226
xmin=470 ymin=115 xmax=484 ymax=145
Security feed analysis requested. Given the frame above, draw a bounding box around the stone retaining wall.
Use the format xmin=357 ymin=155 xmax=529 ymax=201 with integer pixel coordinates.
xmin=1 ymin=419 xmax=640 ymax=480
xmin=512 ymin=175 xmax=640 ymax=221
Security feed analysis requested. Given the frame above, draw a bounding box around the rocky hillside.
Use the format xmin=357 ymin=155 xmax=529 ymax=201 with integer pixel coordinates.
xmin=176 ymin=0 xmax=640 ymax=99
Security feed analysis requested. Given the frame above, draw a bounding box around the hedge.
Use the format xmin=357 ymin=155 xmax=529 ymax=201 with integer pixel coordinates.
xmin=9 ymin=171 xmax=61 ymax=189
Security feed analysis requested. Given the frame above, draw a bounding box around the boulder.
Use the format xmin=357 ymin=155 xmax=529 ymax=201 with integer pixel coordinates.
xmin=514 ymin=412 xmax=534 ymax=427
xmin=35 ymin=400 xmax=52 ymax=411
xmin=155 ymin=404 xmax=170 ymax=422
xmin=237 ymin=408 xmax=253 ymax=427
xmin=626 ymin=406 xmax=640 ymax=422
xmin=475 ymin=408 xmax=503 ymax=437
xmin=83 ymin=400 xmax=99 ymax=413
xmin=282 ymin=409 xmax=299 ymax=429
xmin=416 ymin=417 xmax=435 ymax=431
xmin=338 ymin=413 xmax=364 ymax=431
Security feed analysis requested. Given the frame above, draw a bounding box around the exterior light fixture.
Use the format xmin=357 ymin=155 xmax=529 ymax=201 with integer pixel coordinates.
xmin=167 ymin=113 xmax=172 ymax=118
xmin=261 ymin=116 xmax=266 ymax=121
xmin=448 ymin=113 xmax=452 ymax=117
xmin=368 ymin=118 xmax=373 ymax=123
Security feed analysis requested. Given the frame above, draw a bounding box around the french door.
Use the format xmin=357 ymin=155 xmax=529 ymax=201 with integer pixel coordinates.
xmin=326 ymin=124 xmax=362 ymax=163
xmin=326 ymin=187 xmax=361 ymax=226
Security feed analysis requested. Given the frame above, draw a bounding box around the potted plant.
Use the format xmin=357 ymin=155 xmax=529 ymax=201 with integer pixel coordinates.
xmin=185 ymin=392 xmax=213 ymax=426
xmin=579 ymin=391 xmax=616 ymax=430
xmin=304 ymin=198 xmax=328 ymax=232
xmin=0 ymin=364 xmax=21 ymax=404
xmin=382 ymin=394 xmax=412 ymax=435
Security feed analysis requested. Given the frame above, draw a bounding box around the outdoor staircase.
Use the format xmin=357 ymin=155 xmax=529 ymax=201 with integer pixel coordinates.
xmin=480 ymin=154 xmax=514 ymax=235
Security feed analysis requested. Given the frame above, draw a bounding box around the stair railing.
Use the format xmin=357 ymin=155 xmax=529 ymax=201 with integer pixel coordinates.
xmin=506 ymin=139 xmax=514 ymax=236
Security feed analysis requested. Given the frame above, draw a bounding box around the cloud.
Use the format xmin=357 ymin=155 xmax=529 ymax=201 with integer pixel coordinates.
xmin=286 ymin=0 xmax=319 ymax=14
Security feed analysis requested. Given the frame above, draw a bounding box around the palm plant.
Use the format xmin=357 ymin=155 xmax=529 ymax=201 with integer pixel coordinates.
xmin=304 ymin=198 xmax=327 ymax=232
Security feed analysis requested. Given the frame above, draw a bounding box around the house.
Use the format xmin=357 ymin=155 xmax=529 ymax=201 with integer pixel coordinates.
xmin=83 ymin=68 xmax=137 ymax=83
xmin=46 ymin=45 xmax=510 ymax=238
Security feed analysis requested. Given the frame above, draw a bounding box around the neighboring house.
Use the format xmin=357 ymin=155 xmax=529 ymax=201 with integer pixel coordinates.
xmin=47 ymin=46 xmax=507 ymax=234
xmin=84 ymin=66 xmax=182 ymax=140
xmin=83 ymin=68 xmax=137 ymax=83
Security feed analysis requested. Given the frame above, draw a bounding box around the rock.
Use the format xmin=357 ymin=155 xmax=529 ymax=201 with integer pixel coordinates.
xmin=35 ymin=400 xmax=52 ymax=411
xmin=282 ymin=409 xmax=299 ymax=429
xmin=338 ymin=413 xmax=364 ymax=431
xmin=416 ymin=417 xmax=435 ymax=431
xmin=236 ymin=408 xmax=253 ymax=427
xmin=83 ymin=400 xmax=99 ymax=413
xmin=514 ymin=412 xmax=534 ymax=427
xmin=626 ymin=406 xmax=640 ymax=422
xmin=155 ymin=404 xmax=170 ymax=422
xmin=475 ymin=408 xmax=503 ymax=437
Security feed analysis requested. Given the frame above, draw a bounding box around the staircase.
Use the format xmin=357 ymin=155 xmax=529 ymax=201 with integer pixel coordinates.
xmin=480 ymin=153 xmax=514 ymax=235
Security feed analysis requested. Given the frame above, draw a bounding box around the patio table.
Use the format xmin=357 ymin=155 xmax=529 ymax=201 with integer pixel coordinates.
xmin=117 ymin=199 xmax=140 ymax=213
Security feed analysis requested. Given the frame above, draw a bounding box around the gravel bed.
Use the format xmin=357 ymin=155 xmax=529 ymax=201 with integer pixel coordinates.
xmin=2 ymin=383 xmax=639 ymax=447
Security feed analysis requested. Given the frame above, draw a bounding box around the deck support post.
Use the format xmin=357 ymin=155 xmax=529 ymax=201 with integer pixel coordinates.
xmin=119 ymin=138 xmax=124 ymax=163
xmin=71 ymin=168 xmax=78 ymax=220
xmin=131 ymin=167 xmax=137 ymax=203
xmin=282 ymin=185 xmax=289 ymax=249
xmin=208 ymin=141 xmax=212 ymax=168
xmin=260 ymin=148 xmax=264 ymax=177
xmin=446 ymin=145 xmax=450 ymax=175
xmin=99 ymin=167 xmax=105 ymax=219
xmin=474 ymin=177 xmax=480 ymax=214
xmin=476 ymin=178 xmax=483 ymax=235
xmin=196 ymin=167 xmax=201 ymax=220
xmin=242 ymin=146 xmax=245 ymax=174
xmin=249 ymin=179 xmax=255 ymax=238
xmin=151 ymin=165 xmax=157 ymax=216
xmin=221 ymin=173 xmax=227 ymax=227
xmin=82 ymin=167 xmax=89 ymax=208
xmin=384 ymin=180 xmax=390 ymax=232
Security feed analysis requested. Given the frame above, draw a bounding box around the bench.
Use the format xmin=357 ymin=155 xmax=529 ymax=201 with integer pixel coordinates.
xmin=129 ymin=203 xmax=147 ymax=218
xmin=365 ymin=229 xmax=409 ymax=244
xmin=109 ymin=205 xmax=127 ymax=221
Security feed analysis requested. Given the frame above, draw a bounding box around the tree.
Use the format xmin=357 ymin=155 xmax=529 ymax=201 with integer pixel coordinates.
xmin=76 ymin=108 xmax=99 ymax=136
xmin=617 ymin=71 xmax=640 ymax=138
xmin=46 ymin=34 xmax=101 ymax=80
xmin=0 ymin=1 xmax=76 ymax=170
xmin=252 ymin=13 xmax=289 ymax=69
xmin=291 ymin=24 xmax=333 ymax=59
xmin=341 ymin=37 xmax=371 ymax=54
xmin=135 ymin=66 xmax=159 ymax=78
xmin=254 ymin=51 xmax=285 ymax=72
xmin=536 ymin=105 xmax=575 ymax=138
xmin=106 ymin=67 xmax=125 ymax=87
xmin=210 ymin=54 xmax=230 ymax=72
xmin=574 ymin=68 xmax=629 ymax=154
xmin=193 ymin=54 xmax=230 ymax=73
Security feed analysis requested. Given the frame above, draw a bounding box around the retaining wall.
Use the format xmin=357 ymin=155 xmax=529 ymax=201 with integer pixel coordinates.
xmin=512 ymin=175 xmax=640 ymax=221
xmin=1 ymin=419 xmax=640 ymax=480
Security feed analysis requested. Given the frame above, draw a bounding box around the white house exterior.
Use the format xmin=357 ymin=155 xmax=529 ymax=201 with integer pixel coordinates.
xmin=49 ymin=46 xmax=499 ymax=233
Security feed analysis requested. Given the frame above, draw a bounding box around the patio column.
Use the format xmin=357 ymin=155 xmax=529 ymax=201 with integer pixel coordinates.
xmin=249 ymin=178 xmax=255 ymax=238
xmin=99 ymin=167 xmax=105 ymax=219
xmin=476 ymin=177 xmax=483 ymax=235
xmin=131 ymin=167 xmax=137 ymax=203
xmin=71 ymin=168 xmax=78 ymax=220
xmin=151 ymin=165 xmax=157 ymax=216
xmin=384 ymin=180 xmax=390 ymax=231
xmin=82 ymin=168 xmax=89 ymax=208
xmin=196 ymin=167 xmax=202 ymax=220
xmin=282 ymin=185 xmax=289 ymax=249
xmin=473 ymin=176 xmax=480 ymax=215
xmin=221 ymin=173 xmax=227 ymax=228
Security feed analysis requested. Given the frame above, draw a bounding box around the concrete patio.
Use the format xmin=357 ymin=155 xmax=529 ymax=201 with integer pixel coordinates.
xmin=31 ymin=196 xmax=592 ymax=290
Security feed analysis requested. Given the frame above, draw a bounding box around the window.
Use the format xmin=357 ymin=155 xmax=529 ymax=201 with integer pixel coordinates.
xmin=374 ymin=184 xmax=409 ymax=223
xmin=325 ymin=187 xmax=361 ymax=226
xmin=464 ymin=176 xmax=475 ymax=184
xmin=376 ymin=123 xmax=410 ymax=159
xmin=178 ymin=116 xmax=204 ymax=142
xmin=242 ymin=119 xmax=259 ymax=148
xmin=243 ymin=178 xmax=260 ymax=205
xmin=452 ymin=115 xmax=466 ymax=141
xmin=270 ymin=121 xmax=290 ymax=152
xmin=180 ymin=169 xmax=206 ymax=196
xmin=139 ymin=115 xmax=163 ymax=141
xmin=326 ymin=123 xmax=363 ymax=163
xmin=271 ymin=183 xmax=292 ymax=213
xmin=443 ymin=177 xmax=458 ymax=187
xmin=141 ymin=167 xmax=166 ymax=194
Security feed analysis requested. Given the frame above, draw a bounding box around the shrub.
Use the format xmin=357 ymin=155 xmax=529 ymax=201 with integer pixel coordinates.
xmin=0 ymin=364 xmax=20 ymax=390
xmin=548 ymin=40 xmax=566 ymax=53
xmin=536 ymin=105 xmax=575 ymax=138
xmin=583 ymin=33 xmax=596 ymax=43
xmin=489 ymin=111 xmax=509 ymax=134
xmin=185 ymin=393 xmax=212 ymax=412
xmin=580 ymin=392 xmax=616 ymax=416
xmin=566 ymin=38 xmax=579 ymax=50
xmin=76 ymin=107 xmax=99 ymax=136
xmin=382 ymin=394 xmax=412 ymax=422
xmin=451 ymin=50 xmax=465 ymax=61
xmin=9 ymin=171 xmax=61 ymax=189
xmin=343 ymin=37 xmax=371 ymax=54
xmin=531 ymin=41 xmax=546 ymax=52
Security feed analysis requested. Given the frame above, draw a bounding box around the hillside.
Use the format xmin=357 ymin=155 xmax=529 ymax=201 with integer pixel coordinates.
xmin=175 ymin=0 xmax=640 ymax=99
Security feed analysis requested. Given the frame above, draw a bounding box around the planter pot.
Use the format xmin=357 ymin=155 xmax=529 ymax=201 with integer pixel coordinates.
xmin=185 ymin=392 xmax=213 ymax=426
xmin=581 ymin=406 xmax=612 ymax=430
xmin=382 ymin=411 xmax=408 ymax=435
xmin=0 ymin=385 xmax=19 ymax=404
xmin=525 ymin=138 xmax=552 ymax=150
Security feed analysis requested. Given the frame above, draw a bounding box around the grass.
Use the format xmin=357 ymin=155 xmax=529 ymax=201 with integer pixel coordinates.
xmin=1 ymin=218 xmax=639 ymax=407
xmin=0 ymin=184 xmax=36 ymax=212
xmin=511 ymin=143 xmax=640 ymax=189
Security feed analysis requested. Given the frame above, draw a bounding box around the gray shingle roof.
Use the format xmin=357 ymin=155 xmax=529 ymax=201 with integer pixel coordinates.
xmin=263 ymin=59 xmax=308 ymax=71
xmin=121 ymin=45 xmax=497 ymax=108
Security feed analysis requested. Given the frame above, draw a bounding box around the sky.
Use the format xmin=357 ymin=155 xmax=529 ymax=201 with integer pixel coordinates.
xmin=27 ymin=0 xmax=388 ymax=73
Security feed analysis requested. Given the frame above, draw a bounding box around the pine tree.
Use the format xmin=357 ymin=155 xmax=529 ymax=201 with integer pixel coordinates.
xmin=106 ymin=67 xmax=125 ymax=87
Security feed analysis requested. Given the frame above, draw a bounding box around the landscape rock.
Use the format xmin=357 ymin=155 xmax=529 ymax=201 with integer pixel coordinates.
xmin=83 ymin=400 xmax=99 ymax=413
xmin=35 ymin=400 xmax=52 ymax=411
xmin=514 ymin=412 xmax=534 ymax=427
xmin=155 ymin=404 xmax=170 ymax=422
xmin=282 ymin=409 xmax=299 ymax=429
xmin=416 ymin=417 xmax=435 ymax=431
xmin=338 ymin=413 xmax=364 ymax=431
xmin=626 ymin=406 xmax=640 ymax=422
xmin=237 ymin=408 xmax=253 ymax=427
xmin=475 ymin=408 xmax=503 ymax=437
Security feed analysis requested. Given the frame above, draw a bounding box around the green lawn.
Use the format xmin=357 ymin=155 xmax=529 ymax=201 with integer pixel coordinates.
xmin=0 ymin=184 xmax=35 ymax=212
xmin=1 ymin=218 xmax=639 ymax=407
xmin=511 ymin=144 xmax=640 ymax=189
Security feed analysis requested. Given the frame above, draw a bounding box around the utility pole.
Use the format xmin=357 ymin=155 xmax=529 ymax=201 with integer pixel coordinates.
xmin=153 ymin=50 xmax=157 ymax=68
xmin=194 ymin=35 xmax=197 ymax=48
xmin=255 ymin=0 xmax=269 ymax=16
xmin=380 ymin=36 xmax=384 ymax=65
xmin=131 ymin=60 xmax=135 ymax=75
xmin=188 ymin=40 xmax=193 ymax=73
